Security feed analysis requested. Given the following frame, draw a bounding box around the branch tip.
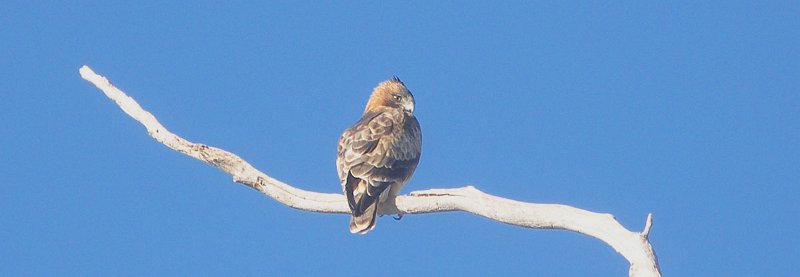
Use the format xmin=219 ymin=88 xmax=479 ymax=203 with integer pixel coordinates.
xmin=642 ymin=213 xmax=653 ymax=238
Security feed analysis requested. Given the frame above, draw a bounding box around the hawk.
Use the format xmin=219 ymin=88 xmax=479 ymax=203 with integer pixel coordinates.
xmin=336 ymin=77 xmax=422 ymax=234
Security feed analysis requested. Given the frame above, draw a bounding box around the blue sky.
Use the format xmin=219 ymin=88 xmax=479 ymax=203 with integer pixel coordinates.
xmin=1 ymin=1 xmax=798 ymax=276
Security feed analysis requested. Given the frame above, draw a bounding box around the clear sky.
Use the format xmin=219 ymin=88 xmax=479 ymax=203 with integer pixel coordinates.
xmin=1 ymin=1 xmax=798 ymax=276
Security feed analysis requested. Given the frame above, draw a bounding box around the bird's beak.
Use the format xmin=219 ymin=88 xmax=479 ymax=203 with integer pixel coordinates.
xmin=402 ymin=99 xmax=415 ymax=113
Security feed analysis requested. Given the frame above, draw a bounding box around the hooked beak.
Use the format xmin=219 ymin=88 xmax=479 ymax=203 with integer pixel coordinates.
xmin=402 ymin=99 xmax=415 ymax=113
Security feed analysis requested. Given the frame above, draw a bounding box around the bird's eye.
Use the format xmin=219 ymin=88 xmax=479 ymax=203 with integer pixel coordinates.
xmin=392 ymin=95 xmax=401 ymax=101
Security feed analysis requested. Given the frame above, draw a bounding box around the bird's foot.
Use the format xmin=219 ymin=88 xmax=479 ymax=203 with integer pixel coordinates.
xmin=393 ymin=213 xmax=404 ymax=220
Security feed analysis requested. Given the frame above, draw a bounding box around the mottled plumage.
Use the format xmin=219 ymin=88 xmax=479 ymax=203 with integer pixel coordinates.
xmin=336 ymin=78 xmax=422 ymax=234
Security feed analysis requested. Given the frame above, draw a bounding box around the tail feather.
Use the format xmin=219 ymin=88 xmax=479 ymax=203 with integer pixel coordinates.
xmin=349 ymin=200 xmax=379 ymax=234
xmin=346 ymin=176 xmax=390 ymax=234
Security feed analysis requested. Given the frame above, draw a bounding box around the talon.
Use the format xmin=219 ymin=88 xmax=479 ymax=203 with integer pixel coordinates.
xmin=393 ymin=214 xmax=404 ymax=220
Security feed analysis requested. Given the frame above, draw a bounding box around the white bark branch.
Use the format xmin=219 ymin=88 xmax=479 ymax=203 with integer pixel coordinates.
xmin=79 ymin=65 xmax=661 ymax=277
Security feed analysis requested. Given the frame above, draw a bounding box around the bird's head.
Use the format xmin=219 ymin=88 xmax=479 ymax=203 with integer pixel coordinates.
xmin=365 ymin=76 xmax=415 ymax=115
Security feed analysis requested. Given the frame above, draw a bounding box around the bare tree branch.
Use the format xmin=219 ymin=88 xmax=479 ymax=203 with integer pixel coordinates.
xmin=79 ymin=65 xmax=661 ymax=277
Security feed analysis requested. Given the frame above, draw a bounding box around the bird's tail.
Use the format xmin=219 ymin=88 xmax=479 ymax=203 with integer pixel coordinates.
xmin=346 ymin=176 xmax=390 ymax=234
xmin=349 ymin=200 xmax=379 ymax=234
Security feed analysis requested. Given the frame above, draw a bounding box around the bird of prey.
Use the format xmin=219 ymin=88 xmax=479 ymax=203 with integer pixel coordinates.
xmin=336 ymin=77 xmax=422 ymax=234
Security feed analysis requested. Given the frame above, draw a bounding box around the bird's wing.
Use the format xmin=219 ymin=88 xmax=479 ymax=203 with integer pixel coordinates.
xmin=337 ymin=111 xmax=420 ymax=212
